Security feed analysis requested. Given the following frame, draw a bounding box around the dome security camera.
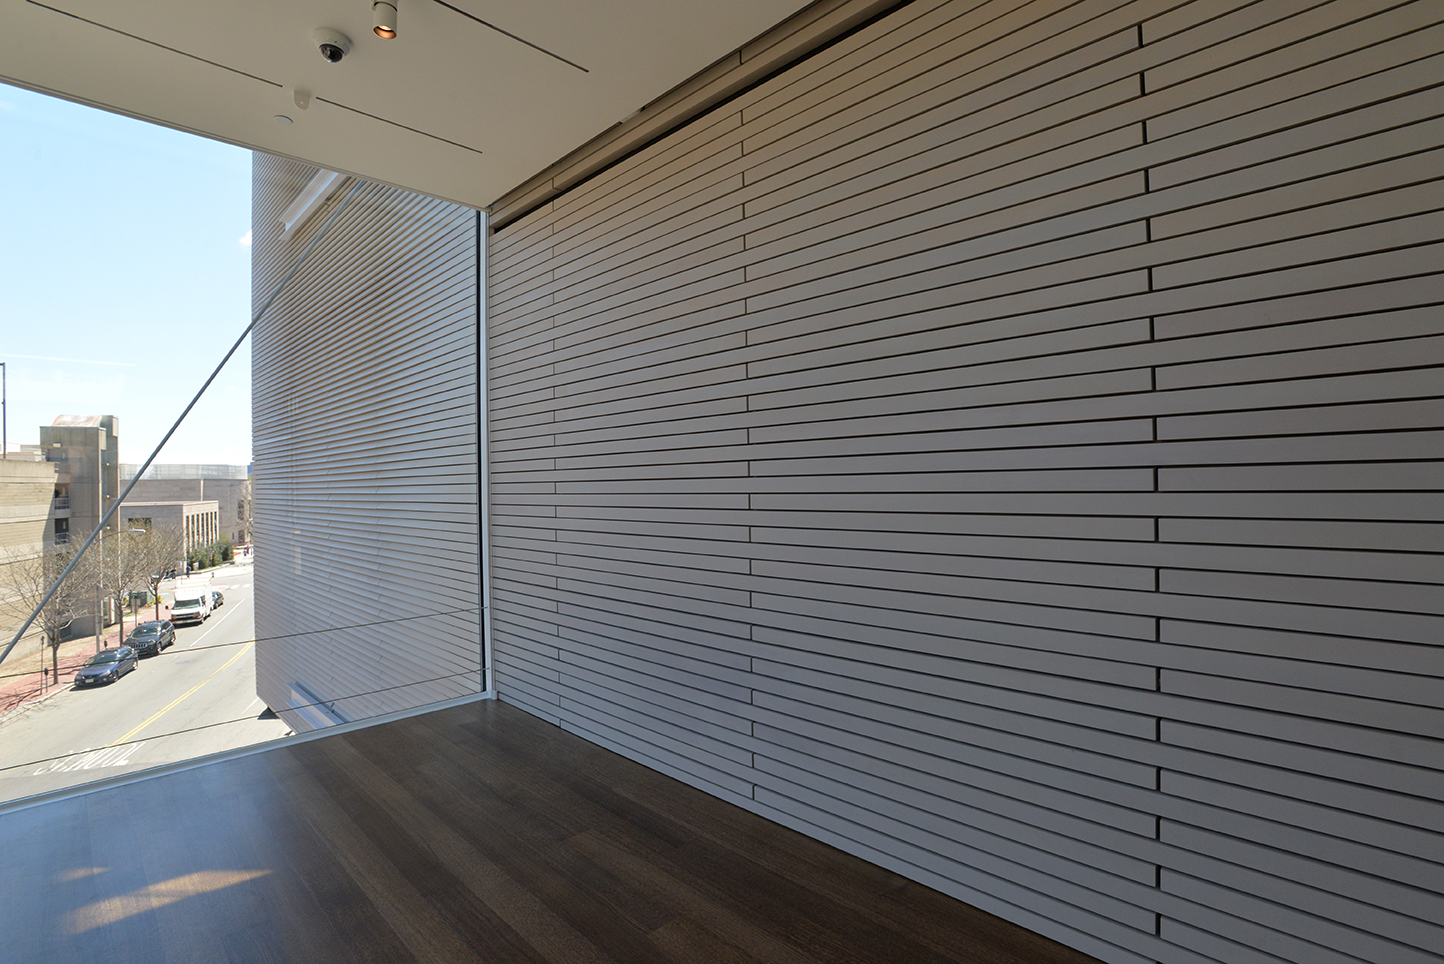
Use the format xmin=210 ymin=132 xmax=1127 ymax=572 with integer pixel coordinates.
xmin=312 ymin=28 xmax=353 ymax=64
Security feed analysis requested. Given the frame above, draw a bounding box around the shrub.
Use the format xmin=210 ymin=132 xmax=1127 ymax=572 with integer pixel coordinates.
xmin=187 ymin=536 xmax=235 ymax=571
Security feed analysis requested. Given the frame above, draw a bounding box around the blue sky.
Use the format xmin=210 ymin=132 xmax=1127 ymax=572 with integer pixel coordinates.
xmin=0 ymin=83 xmax=252 ymax=466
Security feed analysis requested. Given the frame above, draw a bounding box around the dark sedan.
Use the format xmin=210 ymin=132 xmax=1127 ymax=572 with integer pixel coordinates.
xmin=126 ymin=620 xmax=175 ymax=657
xmin=74 ymin=646 xmax=139 ymax=687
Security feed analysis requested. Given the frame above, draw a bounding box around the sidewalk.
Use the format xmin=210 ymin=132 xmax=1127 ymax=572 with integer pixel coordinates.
xmin=0 ymin=604 xmax=173 ymax=718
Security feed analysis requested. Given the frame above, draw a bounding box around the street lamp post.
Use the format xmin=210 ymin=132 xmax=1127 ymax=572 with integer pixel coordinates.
xmin=115 ymin=527 xmax=146 ymax=646
xmin=94 ymin=527 xmax=104 ymax=654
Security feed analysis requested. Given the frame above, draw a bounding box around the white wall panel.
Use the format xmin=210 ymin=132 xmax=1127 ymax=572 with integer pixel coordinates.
xmin=486 ymin=2 xmax=1444 ymax=963
xmin=252 ymin=155 xmax=482 ymax=730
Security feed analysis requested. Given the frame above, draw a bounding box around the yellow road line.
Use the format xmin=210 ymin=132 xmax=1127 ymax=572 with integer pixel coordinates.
xmin=108 ymin=642 xmax=254 ymax=748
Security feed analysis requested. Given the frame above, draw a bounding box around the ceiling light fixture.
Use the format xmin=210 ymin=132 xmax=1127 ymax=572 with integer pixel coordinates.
xmin=373 ymin=1 xmax=398 ymax=39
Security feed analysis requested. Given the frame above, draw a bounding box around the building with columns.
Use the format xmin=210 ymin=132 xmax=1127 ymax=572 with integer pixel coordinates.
xmin=120 ymin=464 xmax=252 ymax=546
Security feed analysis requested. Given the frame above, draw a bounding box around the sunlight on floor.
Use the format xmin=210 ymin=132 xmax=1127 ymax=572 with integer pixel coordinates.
xmin=66 ymin=869 xmax=270 ymax=933
xmin=57 ymin=867 xmax=107 ymax=883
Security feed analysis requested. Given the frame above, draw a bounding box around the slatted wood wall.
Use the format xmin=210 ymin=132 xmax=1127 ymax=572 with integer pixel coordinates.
xmin=485 ymin=2 xmax=1444 ymax=962
xmin=252 ymin=154 xmax=483 ymax=729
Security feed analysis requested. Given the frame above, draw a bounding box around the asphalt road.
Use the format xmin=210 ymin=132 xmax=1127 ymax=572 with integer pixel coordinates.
xmin=0 ymin=560 xmax=291 ymax=804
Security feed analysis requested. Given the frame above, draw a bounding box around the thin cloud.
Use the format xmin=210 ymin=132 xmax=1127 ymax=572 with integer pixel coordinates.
xmin=3 ymin=353 xmax=137 ymax=368
xmin=238 ymin=228 xmax=252 ymax=246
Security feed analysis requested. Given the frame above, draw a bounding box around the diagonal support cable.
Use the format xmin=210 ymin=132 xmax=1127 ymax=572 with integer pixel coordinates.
xmin=1 ymin=177 xmax=368 ymax=668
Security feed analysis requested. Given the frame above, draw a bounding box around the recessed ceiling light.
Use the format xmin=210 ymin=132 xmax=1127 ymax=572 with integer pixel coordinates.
xmin=373 ymin=1 xmax=397 ymax=38
xmin=274 ymin=115 xmax=294 ymax=126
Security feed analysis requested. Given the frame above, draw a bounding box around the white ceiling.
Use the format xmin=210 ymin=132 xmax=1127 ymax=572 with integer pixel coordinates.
xmin=0 ymin=0 xmax=811 ymax=208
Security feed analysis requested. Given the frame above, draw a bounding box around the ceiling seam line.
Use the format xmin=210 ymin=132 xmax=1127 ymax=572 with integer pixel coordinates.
xmin=427 ymin=0 xmax=589 ymax=72
xmin=314 ymin=97 xmax=486 ymax=155
xmin=24 ymin=1 xmax=282 ymax=88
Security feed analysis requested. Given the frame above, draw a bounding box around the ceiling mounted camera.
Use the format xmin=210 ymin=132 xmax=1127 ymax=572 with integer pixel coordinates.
xmin=312 ymin=28 xmax=353 ymax=64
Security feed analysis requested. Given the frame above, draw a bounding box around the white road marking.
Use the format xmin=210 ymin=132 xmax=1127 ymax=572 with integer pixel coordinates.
xmin=185 ymin=596 xmax=246 ymax=648
xmin=34 ymin=742 xmax=147 ymax=775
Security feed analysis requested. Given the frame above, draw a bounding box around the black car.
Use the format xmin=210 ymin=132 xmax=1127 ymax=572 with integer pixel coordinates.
xmin=74 ymin=646 xmax=139 ymax=686
xmin=210 ymin=590 xmax=225 ymax=609
xmin=126 ymin=620 xmax=175 ymax=657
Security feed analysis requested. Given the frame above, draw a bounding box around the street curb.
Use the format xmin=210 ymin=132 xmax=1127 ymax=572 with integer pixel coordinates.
xmin=0 ymin=682 xmax=71 ymax=725
xmin=0 ymin=608 xmax=172 ymax=723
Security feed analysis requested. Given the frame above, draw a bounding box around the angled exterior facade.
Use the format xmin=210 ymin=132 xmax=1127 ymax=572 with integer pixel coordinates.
xmin=250 ymin=156 xmax=484 ymax=732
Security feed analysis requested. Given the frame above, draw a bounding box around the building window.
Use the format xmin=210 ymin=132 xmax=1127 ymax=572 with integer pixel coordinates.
xmin=54 ymin=518 xmax=70 ymax=544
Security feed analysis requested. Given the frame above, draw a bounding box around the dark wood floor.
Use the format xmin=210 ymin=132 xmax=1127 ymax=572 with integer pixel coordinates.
xmin=0 ymin=698 xmax=1103 ymax=964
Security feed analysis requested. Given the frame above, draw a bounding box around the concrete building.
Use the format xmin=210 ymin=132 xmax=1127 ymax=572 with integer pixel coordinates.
xmin=37 ymin=415 xmax=119 ymax=548
xmin=120 ymin=463 xmax=251 ymax=545
xmin=4 ymin=3 xmax=1444 ymax=963
xmin=0 ymin=455 xmax=61 ymax=653
xmin=0 ymin=456 xmax=59 ymax=556
xmin=118 ymin=500 xmax=221 ymax=560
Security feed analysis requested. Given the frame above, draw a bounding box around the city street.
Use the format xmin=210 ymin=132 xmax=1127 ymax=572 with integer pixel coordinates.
xmin=0 ymin=558 xmax=290 ymax=804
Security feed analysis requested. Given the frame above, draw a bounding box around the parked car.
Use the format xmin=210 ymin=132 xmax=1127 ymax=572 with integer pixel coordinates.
xmin=74 ymin=646 xmax=139 ymax=687
xmin=126 ymin=620 xmax=175 ymax=657
xmin=210 ymin=590 xmax=225 ymax=609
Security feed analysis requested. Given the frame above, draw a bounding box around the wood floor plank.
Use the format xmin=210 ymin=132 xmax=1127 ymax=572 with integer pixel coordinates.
xmin=1 ymin=799 xmax=91 ymax=964
xmin=76 ymin=785 xmax=166 ymax=963
xmin=567 ymin=828 xmax=811 ymax=963
xmin=350 ymin=718 xmax=682 ymax=964
xmin=272 ymin=745 xmax=489 ymax=964
xmin=452 ymin=707 xmax=981 ymax=959
xmin=0 ymin=698 xmax=1103 ymax=964
xmin=289 ymin=738 xmax=554 ymax=964
xmin=201 ymin=753 xmax=411 ymax=964
xmin=128 ymin=769 xmax=257 ymax=964
xmin=307 ymin=728 xmax=615 ymax=964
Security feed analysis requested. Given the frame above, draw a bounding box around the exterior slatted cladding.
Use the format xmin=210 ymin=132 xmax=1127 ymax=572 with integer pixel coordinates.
xmin=485 ymin=1 xmax=1444 ymax=962
xmin=252 ymin=154 xmax=483 ymax=730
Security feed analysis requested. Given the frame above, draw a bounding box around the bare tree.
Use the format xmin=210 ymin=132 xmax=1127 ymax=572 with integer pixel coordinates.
xmin=91 ymin=529 xmax=152 ymax=643
xmin=0 ymin=545 xmax=83 ymax=683
xmin=123 ymin=522 xmax=187 ymax=623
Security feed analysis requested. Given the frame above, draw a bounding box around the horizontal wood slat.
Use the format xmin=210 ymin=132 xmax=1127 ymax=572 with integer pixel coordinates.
xmin=486 ymin=3 xmax=1444 ymax=963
